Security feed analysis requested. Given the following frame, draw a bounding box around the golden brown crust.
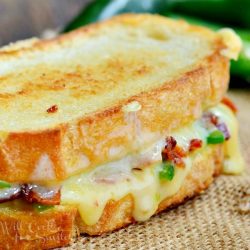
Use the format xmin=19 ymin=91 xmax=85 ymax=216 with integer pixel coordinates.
xmin=0 ymin=51 xmax=229 ymax=184
xmin=0 ymin=14 xmax=232 ymax=185
xmin=0 ymin=130 xmax=65 ymax=183
xmin=0 ymin=14 xmax=231 ymax=184
xmin=0 ymin=14 xmax=237 ymax=250
xmin=0 ymin=144 xmax=223 ymax=249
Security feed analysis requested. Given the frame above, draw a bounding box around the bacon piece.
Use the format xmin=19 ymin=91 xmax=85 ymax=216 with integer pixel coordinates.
xmin=0 ymin=185 xmax=21 ymax=203
xmin=22 ymin=184 xmax=61 ymax=205
xmin=211 ymin=115 xmax=218 ymax=125
xmin=203 ymin=111 xmax=230 ymax=140
xmin=174 ymin=145 xmax=187 ymax=158
xmin=162 ymin=137 xmax=186 ymax=168
xmin=162 ymin=136 xmax=177 ymax=162
xmin=189 ymin=139 xmax=203 ymax=152
xmin=165 ymin=136 xmax=177 ymax=151
xmin=203 ymin=112 xmax=218 ymax=126
xmin=216 ymin=123 xmax=231 ymax=140
xmin=222 ymin=97 xmax=237 ymax=113
xmin=171 ymin=154 xmax=185 ymax=168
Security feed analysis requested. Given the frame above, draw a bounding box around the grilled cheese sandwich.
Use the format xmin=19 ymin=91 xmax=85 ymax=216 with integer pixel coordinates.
xmin=0 ymin=14 xmax=243 ymax=249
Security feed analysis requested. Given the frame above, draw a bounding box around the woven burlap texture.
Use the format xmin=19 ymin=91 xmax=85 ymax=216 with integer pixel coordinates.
xmin=61 ymin=90 xmax=250 ymax=250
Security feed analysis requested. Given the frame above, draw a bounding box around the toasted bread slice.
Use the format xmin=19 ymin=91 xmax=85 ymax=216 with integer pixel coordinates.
xmin=0 ymin=143 xmax=223 ymax=250
xmin=0 ymin=14 xmax=241 ymax=184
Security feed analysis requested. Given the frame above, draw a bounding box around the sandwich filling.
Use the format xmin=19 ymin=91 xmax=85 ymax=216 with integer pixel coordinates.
xmin=0 ymin=101 xmax=244 ymax=225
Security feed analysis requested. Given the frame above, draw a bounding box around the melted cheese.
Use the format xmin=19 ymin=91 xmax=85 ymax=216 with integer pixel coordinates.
xmin=210 ymin=104 xmax=244 ymax=174
xmin=61 ymin=104 xmax=243 ymax=225
xmin=218 ymin=28 xmax=242 ymax=60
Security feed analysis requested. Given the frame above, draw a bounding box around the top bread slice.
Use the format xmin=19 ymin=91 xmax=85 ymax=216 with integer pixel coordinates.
xmin=0 ymin=14 xmax=241 ymax=184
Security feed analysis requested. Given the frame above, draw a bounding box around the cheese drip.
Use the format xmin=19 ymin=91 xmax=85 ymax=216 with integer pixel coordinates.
xmin=210 ymin=104 xmax=244 ymax=174
xmin=61 ymin=104 xmax=243 ymax=225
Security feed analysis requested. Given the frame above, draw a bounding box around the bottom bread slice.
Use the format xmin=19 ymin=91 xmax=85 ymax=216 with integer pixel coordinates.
xmin=0 ymin=144 xmax=223 ymax=249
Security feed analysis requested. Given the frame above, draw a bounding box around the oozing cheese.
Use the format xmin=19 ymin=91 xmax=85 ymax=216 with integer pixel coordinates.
xmin=210 ymin=104 xmax=244 ymax=174
xmin=61 ymin=104 xmax=244 ymax=225
xmin=218 ymin=28 xmax=242 ymax=60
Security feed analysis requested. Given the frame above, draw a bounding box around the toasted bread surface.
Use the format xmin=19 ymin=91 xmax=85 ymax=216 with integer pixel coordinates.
xmin=0 ymin=14 xmax=234 ymax=183
xmin=0 ymin=143 xmax=223 ymax=249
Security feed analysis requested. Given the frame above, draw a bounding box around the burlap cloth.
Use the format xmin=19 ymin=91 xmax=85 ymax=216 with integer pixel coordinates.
xmin=62 ymin=90 xmax=250 ymax=250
